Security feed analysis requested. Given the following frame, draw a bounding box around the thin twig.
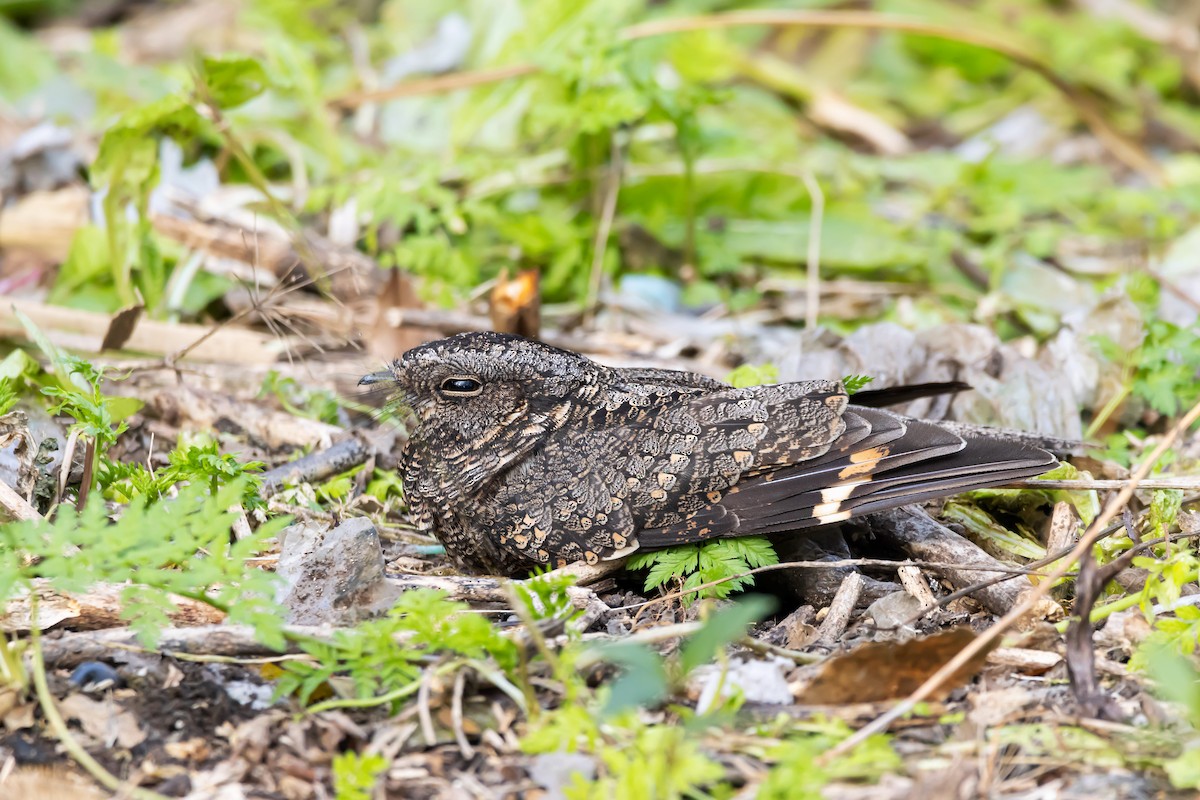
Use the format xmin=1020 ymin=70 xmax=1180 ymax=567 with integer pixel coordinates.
xmin=818 ymin=397 xmax=1200 ymax=764
xmin=800 ymin=170 xmax=824 ymax=329
xmin=332 ymin=63 xmax=538 ymax=108
xmin=739 ymin=636 xmax=824 ymax=665
xmin=585 ymin=132 xmax=624 ymax=324
xmin=575 ymin=621 xmax=705 ymax=670
xmin=1012 ymin=477 xmax=1200 ymax=491
xmin=1065 ymin=540 xmax=1121 ymax=718
xmin=417 ymin=669 xmax=437 ymax=746
xmin=451 ymin=668 xmax=476 ymax=760
xmin=163 ymin=261 xmax=323 ymax=367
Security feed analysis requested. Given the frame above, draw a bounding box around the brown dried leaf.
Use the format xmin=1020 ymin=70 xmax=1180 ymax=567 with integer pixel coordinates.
xmin=0 ymin=766 xmax=107 ymax=800
xmin=58 ymin=692 xmax=146 ymax=748
xmin=795 ymin=627 xmax=998 ymax=704
xmin=100 ymin=302 xmax=144 ymax=352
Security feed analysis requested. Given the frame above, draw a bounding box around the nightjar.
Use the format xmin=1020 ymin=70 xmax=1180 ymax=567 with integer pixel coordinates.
xmin=362 ymin=332 xmax=1057 ymax=576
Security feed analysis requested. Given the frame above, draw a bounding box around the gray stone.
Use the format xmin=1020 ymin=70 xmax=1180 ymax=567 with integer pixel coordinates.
xmin=275 ymin=518 xmax=399 ymax=625
xmin=528 ymin=753 xmax=596 ymax=800
xmin=692 ymin=656 xmax=793 ymax=713
xmin=866 ymin=591 xmax=924 ymax=634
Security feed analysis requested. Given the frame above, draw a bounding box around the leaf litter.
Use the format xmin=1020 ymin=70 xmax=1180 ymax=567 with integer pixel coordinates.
xmin=0 ymin=1 xmax=1199 ymax=798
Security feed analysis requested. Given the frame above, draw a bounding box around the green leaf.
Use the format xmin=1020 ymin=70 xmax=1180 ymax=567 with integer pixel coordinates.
xmin=1145 ymin=644 xmax=1200 ymax=728
xmin=841 ymin=374 xmax=874 ymax=394
xmin=200 ymin=55 xmax=270 ymax=108
xmin=629 ymin=535 xmax=779 ymax=602
xmin=332 ymin=751 xmax=389 ymax=800
xmin=679 ymin=594 xmax=774 ymax=676
xmin=941 ymin=501 xmax=1046 ymax=561
xmin=668 ymin=211 xmax=922 ymax=271
xmin=49 ymin=225 xmax=112 ymax=307
xmin=1165 ymin=750 xmax=1200 ymax=790
xmin=594 ymin=641 xmax=669 ymax=717
xmin=0 ymin=17 xmax=54 ymax=100
xmin=757 ymin=719 xmax=900 ymax=799
xmin=725 ymin=363 xmax=779 ymax=388
xmin=1150 ymin=489 xmax=1185 ymax=540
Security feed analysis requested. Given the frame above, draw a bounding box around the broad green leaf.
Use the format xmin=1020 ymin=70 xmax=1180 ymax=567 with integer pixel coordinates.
xmin=679 ymin=594 xmax=775 ymax=676
xmin=201 ymin=55 xmax=270 ymax=109
xmin=592 ymin=641 xmax=669 ymax=717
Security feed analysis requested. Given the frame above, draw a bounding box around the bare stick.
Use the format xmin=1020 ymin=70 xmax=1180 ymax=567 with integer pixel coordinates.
xmin=1012 ymin=477 xmax=1200 ymax=491
xmin=585 ymin=132 xmax=623 ymax=324
xmin=801 ymin=170 xmax=824 ymax=330
xmin=0 ymin=479 xmax=40 ymax=523
xmin=816 ymin=573 xmax=864 ymax=644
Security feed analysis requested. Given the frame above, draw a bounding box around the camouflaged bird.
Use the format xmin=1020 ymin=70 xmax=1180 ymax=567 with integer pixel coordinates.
xmin=361 ymin=332 xmax=1057 ymax=576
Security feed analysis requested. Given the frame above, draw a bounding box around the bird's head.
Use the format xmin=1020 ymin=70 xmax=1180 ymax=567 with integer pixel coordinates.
xmin=361 ymin=332 xmax=605 ymax=496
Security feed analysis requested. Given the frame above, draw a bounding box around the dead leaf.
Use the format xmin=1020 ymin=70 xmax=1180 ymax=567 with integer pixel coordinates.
xmin=164 ymin=736 xmax=211 ymax=762
xmin=100 ymin=302 xmax=145 ymax=352
xmin=967 ymin=686 xmax=1035 ymax=727
xmin=794 ymin=627 xmax=998 ymax=704
xmin=163 ymin=661 xmax=185 ymax=689
xmin=58 ymin=692 xmax=146 ymax=749
xmin=3 ymin=701 xmax=35 ymax=731
xmin=0 ymin=186 xmax=90 ymax=261
xmin=0 ymin=766 xmax=107 ymax=800
xmin=489 ymin=269 xmax=540 ymax=338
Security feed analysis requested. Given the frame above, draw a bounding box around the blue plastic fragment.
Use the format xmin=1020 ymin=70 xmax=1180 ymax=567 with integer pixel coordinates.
xmin=68 ymin=661 xmax=120 ymax=691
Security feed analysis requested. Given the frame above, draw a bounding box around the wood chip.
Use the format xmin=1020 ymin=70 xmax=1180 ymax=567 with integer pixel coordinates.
xmin=896 ymin=565 xmax=938 ymax=609
xmin=817 ymin=572 xmax=864 ymax=644
xmin=2 ymin=579 xmax=226 ymax=634
xmin=1045 ymin=500 xmax=1078 ymax=554
xmin=0 ymin=479 xmax=40 ymax=523
xmin=0 ymin=186 xmax=90 ymax=261
xmin=985 ymin=647 xmax=1063 ymax=674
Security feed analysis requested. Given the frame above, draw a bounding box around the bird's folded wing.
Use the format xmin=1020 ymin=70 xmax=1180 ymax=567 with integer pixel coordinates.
xmin=635 ymin=407 xmax=1056 ymax=548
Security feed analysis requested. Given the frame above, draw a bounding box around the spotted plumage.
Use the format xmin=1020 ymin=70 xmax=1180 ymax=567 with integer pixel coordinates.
xmin=363 ymin=332 xmax=1057 ymax=576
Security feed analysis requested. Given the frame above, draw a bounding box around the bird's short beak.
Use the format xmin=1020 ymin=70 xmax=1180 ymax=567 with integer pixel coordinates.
xmin=358 ymin=370 xmax=395 ymax=387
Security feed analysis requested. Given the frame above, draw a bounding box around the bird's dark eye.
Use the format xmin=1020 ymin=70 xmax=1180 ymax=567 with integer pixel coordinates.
xmin=439 ymin=376 xmax=483 ymax=396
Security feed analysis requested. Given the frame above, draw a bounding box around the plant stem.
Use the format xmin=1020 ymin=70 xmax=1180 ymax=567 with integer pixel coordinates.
xmin=1053 ymin=567 xmax=1200 ymax=633
xmin=306 ymin=661 xmax=460 ymax=714
xmin=29 ymin=597 xmax=170 ymax=800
